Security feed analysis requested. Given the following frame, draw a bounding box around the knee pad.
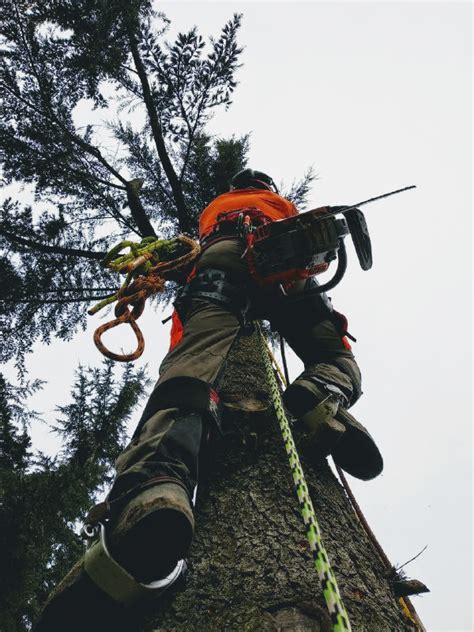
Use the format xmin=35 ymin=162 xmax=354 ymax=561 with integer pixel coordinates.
xmin=133 ymin=376 xmax=223 ymax=439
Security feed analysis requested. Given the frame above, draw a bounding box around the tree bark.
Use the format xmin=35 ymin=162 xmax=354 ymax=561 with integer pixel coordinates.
xmin=141 ymin=331 xmax=417 ymax=631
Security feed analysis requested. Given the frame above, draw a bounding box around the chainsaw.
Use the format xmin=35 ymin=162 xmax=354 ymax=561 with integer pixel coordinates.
xmin=244 ymin=185 xmax=416 ymax=295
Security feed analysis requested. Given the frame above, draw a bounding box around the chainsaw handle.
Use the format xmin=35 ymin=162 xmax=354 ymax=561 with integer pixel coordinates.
xmin=287 ymin=239 xmax=348 ymax=302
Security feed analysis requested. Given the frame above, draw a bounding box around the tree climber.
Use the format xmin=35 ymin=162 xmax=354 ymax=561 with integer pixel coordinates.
xmin=37 ymin=169 xmax=382 ymax=629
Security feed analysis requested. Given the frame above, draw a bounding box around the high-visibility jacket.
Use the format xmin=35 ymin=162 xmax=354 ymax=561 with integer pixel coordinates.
xmin=199 ymin=188 xmax=298 ymax=239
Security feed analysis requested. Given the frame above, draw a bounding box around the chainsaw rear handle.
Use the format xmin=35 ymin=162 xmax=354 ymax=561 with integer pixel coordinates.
xmin=287 ymin=238 xmax=347 ymax=300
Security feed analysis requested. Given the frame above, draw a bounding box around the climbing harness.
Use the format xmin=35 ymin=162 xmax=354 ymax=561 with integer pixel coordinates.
xmin=88 ymin=235 xmax=200 ymax=361
xmin=257 ymin=323 xmax=352 ymax=632
xmin=267 ymin=332 xmax=426 ymax=631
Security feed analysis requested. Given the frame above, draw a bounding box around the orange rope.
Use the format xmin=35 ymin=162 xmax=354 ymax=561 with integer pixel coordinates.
xmin=334 ymin=464 xmax=425 ymax=631
xmin=93 ymin=275 xmax=165 ymax=362
xmin=92 ymin=235 xmax=199 ymax=362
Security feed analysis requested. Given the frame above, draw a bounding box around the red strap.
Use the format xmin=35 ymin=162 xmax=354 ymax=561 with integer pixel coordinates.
xmin=341 ymin=336 xmax=352 ymax=351
xmin=168 ymin=267 xmax=196 ymax=351
xmin=169 ymin=309 xmax=184 ymax=351
xmin=186 ymin=265 xmax=197 ymax=283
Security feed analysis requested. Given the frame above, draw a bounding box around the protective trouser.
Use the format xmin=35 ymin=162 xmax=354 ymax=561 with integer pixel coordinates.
xmin=109 ymin=239 xmax=361 ymax=501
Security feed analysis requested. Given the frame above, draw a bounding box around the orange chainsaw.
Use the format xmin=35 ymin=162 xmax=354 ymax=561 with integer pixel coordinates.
xmin=244 ymin=185 xmax=416 ymax=294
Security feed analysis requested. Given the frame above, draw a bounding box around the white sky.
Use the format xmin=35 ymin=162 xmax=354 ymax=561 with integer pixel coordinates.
xmin=5 ymin=2 xmax=472 ymax=631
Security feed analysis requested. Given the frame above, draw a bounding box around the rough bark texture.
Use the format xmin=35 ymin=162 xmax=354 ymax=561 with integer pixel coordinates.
xmin=141 ymin=331 xmax=416 ymax=631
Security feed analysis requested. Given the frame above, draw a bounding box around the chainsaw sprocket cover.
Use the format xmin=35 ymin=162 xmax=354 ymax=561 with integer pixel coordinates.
xmin=248 ymin=212 xmax=345 ymax=285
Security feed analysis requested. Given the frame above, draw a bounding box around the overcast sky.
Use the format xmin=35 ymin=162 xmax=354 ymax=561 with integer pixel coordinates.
xmin=7 ymin=2 xmax=472 ymax=631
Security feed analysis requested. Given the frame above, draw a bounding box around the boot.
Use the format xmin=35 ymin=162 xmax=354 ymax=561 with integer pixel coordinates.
xmin=283 ymin=377 xmax=383 ymax=480
xmin=35 ymin=481 xmax=194 ymax=632
xmin=109 ymin=481 xmax=194 ymax=583
xmin=300 ymin=392 xmax=347 ymax=461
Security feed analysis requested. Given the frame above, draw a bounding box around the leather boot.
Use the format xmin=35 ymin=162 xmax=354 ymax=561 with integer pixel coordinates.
xmin=109 ymin=481 xmax=194 ymax=583
xmin=284 ymin=377 xmax=383 ymax=480
xmin=35 ymin=481 xmax=194 ymax=631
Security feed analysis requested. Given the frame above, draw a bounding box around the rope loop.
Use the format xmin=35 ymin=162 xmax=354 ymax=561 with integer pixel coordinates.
xmin=89 ymin=235 xmax=200 ymax=362
xmin=93 ymin=313 xmax=145 ymax=363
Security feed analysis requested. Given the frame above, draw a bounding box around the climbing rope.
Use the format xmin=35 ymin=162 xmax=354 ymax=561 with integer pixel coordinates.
xmin=257 ymin=323 xmax=351 ymax=632
xmin=89 ymin=235 xmax=200 ymax=362
xmin=267 ymin=333 xmax=425 ymax=632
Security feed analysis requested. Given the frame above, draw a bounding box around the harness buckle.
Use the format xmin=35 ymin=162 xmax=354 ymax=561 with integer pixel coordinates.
xmin=81 ymin=522 xmax=100 ymax=540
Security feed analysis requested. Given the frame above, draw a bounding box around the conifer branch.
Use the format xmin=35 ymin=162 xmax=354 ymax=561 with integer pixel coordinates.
xmin=1 ymin=230 xmax=105 ymax=260
xmin=126 ymin=26 xmax=191 ymax=234
xmin=8 ymin=296 xmax=112 ymax=305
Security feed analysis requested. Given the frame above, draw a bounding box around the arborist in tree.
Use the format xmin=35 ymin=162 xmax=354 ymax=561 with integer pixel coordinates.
xmin=37 ymin=169 xmax=383 ymax=630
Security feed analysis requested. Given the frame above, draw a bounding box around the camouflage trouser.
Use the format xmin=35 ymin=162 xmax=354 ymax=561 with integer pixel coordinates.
xmin=109 ymin=240 xmax=362 ymax=501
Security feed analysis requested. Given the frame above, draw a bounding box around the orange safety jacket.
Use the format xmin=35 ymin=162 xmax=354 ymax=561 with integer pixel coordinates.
xmin=170 ymin=189 xmax=297 ymax=351
xmin=199 ymin=188 xmax=298 ymax=239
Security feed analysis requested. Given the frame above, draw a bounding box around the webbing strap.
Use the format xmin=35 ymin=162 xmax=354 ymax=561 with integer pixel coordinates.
xmin=84 ymin=523 xmax=185 ymax=605
xmin=84 ymin=527 xmax=150 ymax=605
xmin=257 ymin=324 xmax=351 ymax=632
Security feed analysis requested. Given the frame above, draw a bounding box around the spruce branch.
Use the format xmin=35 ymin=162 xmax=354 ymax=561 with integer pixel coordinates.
xmin=0 ymin=230 xmax=105 ymax=260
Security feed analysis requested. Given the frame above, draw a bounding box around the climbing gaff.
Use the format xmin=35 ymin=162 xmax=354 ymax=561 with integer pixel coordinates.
xmin=83 ymin=523 xmax=186 ymax=606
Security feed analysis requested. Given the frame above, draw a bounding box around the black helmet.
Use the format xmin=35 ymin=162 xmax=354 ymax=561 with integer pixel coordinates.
xmin=231 ymin=169 xmax=278 ymax=193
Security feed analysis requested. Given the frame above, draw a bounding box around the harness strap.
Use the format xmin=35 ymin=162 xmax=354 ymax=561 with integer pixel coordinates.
xmin=199 ymin=207 xmax=272 ymax=251
xmin=175 ymin=268 xmax=251 ymax=325
xmin=84 ymin=523 xmax=185 ymax=606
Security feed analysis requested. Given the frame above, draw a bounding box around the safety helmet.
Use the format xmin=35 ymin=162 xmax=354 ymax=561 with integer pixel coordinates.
xmin=230 ymin=169 xmax=278 ymax=193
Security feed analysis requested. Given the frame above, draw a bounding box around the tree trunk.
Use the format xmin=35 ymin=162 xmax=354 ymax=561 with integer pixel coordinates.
xmin=142 ymin=331 xmax=416 ymax=631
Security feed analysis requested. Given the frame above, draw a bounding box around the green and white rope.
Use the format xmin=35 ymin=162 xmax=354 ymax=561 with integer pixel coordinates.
xmin=257 ymin=324 xmax=351 ymax=632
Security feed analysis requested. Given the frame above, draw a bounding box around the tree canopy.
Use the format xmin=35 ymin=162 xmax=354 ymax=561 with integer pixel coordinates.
xmin=1 ymin=1 xmax=279 ymax=364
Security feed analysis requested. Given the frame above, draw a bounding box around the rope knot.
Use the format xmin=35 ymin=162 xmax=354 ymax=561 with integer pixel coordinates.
xmin=90 ymin=235 xmax=200 ymax=362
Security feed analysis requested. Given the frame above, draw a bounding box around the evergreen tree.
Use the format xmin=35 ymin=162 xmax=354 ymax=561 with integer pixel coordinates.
xmin=0 ymin=2 xmax=419 ymax=630
xmin=0 ymin=363 xmax=148 ymax=631
xmin=1 ymin=0 xmax=258 ymax=363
